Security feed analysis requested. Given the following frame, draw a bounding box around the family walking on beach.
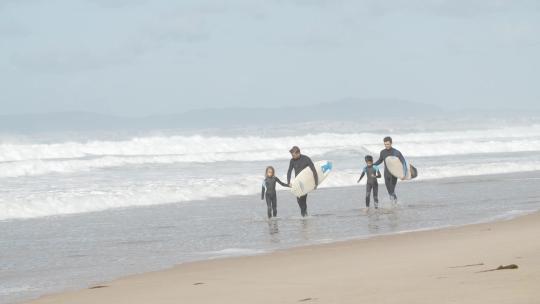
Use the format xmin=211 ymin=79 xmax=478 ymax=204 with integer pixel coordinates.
xmin=261 ymin=136 xmax=409 ymax=218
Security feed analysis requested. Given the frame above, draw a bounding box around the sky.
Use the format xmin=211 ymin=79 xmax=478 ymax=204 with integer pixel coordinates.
xmin=1 ymin=0 xmax=539 ymax=116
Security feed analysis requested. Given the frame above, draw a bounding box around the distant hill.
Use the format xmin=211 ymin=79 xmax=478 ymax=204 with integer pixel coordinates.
xmin=2 ymin=98 xmax=538 ymax=133
xmin=148 ymin=98 xmax=443 ymax=128
xmin=0 ymin=99 xmax=444 ymax=133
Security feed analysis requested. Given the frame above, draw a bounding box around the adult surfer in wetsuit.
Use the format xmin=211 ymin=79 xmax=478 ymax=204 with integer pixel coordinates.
xmin=374 ymin=137 xmax=407 ymax=203
xmin=287 ymin=146 xmax=318 ymax=217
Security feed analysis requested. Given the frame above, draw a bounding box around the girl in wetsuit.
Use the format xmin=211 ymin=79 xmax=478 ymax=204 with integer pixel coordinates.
xmin=261 ymin=166 xmax=290 ymax=218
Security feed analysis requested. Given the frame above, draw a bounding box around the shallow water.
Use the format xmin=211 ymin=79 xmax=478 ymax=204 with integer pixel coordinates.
xmin=2 ymin=171 xmax=540 ymax=304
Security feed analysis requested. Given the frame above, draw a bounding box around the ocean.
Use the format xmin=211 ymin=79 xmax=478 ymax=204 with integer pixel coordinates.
xmin=1 ymin=117 xmax=540 ymax=303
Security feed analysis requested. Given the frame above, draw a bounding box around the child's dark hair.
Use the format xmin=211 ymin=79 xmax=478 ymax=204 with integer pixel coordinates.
xmin=383 ymin=136 xmax=392 ymax=143
xmin=364 ymin=155 xmax=373 ymax=162
xmin=265 ymin=166 xmax=275 ymax=176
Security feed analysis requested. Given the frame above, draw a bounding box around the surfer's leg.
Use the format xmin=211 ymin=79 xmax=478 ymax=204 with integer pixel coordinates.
xmin=390 ymin=176 xmax=398 ymax=201
xmin=365 ymin=183 xmax=372 ymax=207
xmin=373 ymin=183 xmax=379 ymax=208
xmin=384 ymin=172 xmax=393 ymax=195
xmin=302 ymin=195 xmax=308 ymax=217
xmin=384 ymin=172 xmax=398 ymax=200
xmin=272 ymin=195 xmax=277 ymax=217
xmin=265 ymin=195 xmax=273 ymax=218
xmin=303 ymin=194 xmax=308 ymax=216
xmin=297 ymin=195 xmax=308 ymax=217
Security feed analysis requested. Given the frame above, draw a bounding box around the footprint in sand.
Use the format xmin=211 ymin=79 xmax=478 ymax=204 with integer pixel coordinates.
xmin=299 ymin=297 xmax=317 ymax=302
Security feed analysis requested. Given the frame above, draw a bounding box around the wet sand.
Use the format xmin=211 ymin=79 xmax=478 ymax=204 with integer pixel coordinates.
xmin=29 ymin=212 xmax=540 ymax=304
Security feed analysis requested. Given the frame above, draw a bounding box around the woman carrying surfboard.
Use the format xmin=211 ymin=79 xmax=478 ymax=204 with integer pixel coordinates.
xmin=287 ymin=146 xmax=318 ymax=217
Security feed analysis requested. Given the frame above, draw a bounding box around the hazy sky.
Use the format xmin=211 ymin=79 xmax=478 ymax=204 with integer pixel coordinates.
xmin=1 ymin=0 xmax=539 ymax=115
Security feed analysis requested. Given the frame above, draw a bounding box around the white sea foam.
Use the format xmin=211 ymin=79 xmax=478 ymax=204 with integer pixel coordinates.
xmin=1 ymin=125 xmax=539 ymax=162
xmin=0 ymin=285 xmax=33 ymax=299
xmin=1 ymin=125 xmax=540 ymax=177
xmin=2 ymin=159 xmax=540 ymax=221
xmin=323 ymin=160 xmax=540 ymax=187
xmin=478 ymin=209 xmax=538 ymax=223
xmin=0 ymin=175 xmax=261 ymax=220
xmin=204 ymin=248 xmax=267 ymax=257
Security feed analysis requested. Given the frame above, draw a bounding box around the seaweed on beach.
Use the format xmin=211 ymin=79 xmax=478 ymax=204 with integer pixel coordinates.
xmin=476 ymin=264 xmax=519 ymax=273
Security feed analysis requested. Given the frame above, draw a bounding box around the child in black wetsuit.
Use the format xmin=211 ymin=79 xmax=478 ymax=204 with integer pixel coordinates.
xmin=357 ymin=155 xmax=382 ymax=208
xmin=261 ymin=166 xmax=289 ymax=218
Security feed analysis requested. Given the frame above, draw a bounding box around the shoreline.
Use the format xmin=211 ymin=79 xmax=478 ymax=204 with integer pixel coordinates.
xmin=27 ymin=210 xmax=540 ymax=304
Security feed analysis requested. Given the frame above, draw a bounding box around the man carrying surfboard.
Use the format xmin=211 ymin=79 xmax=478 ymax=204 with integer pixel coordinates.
xmin=287 ymin=146 xmax=318 ymax=217
xmin=374 ymin=137 xmax=407 ymax=203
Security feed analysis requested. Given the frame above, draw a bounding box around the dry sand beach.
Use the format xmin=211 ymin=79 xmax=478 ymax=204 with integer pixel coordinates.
xmin=29 ymin=211 xmax=540 ymax=304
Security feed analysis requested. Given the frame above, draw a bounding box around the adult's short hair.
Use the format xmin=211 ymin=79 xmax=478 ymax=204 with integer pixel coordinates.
xmin=289 ymin=146 xmax=300 ymax=153
xmin=383 ymin=136 xmax=392 ymax=143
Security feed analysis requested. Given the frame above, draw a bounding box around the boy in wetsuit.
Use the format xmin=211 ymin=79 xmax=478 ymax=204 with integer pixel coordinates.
xmin=261 ymin=166 xmax=289 ymax=218
xmin=374 ymin=136 xmax=407 ymax=203
xmin=357 ymin=155 xmax=381 ymax=208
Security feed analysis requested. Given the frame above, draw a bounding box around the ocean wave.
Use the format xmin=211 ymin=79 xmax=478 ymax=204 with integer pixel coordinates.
xmin=1 ymin=125 xmax=539 ymax=162
xmin=1 ymin=125 xmax=540 ymax=177
xmin=328 ymin=160 xmax=540 ymax=186
xmin=2 ymin=160 xmax=540 ymax=220
xmin=0 ymin=175 xmax=261 ymax=220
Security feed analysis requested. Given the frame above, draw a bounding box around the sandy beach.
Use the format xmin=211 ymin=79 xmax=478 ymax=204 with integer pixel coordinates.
xmin=28 ymin=211 xmax=540 ymax=304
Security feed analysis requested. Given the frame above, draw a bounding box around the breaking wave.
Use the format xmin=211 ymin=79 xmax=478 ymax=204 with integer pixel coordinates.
xmin=1 ymin=125 xmax=540 ymax=177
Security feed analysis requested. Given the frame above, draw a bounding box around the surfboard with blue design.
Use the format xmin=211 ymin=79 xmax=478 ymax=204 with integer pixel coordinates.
xmin=291 ymin=160 xmax=333 ymax=198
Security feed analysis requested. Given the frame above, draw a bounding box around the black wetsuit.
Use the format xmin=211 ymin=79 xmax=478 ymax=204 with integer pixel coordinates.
xmin=374 ymin=147 xmax=407 ymax=201
xmin=287 ymin=155 xmax=319 ymax=217
xmin=358 ymin=165 xmax=381 ymax=208
xmin=261 ymin=176 xmax=288 ymax=218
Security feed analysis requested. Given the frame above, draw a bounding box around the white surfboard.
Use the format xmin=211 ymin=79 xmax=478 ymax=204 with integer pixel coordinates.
xmin=385 ymin=156 xmax=418 ymax=180
xmin=290 ymin=160 xmax=332 ymax=198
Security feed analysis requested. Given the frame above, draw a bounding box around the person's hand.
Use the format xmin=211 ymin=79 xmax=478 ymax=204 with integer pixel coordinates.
xmin=288 ymin=183 xmax=292 ymax=187
xmin=400 ymin=177 xmax=405 ymax=181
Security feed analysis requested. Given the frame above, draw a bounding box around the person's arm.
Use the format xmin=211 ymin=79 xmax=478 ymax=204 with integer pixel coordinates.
xmin=376 ymin=167 xmax=382 ymax=178
xmin=357 ymin=171 xmax=366 ymax=183
xmin=275 ymin=177 xmax=290 ymax=188
xmin=307 ymin=156 xmax=319 ymax=186
xmin=395 ymin=149 xmax=408 ymax=177
xmin=287 ymin=159 xmax=294 ymax=185
xmin=374 ymin=150 xmax=384 ymax=166
xmin=261 ymin=181 xmax=266 ymax=200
